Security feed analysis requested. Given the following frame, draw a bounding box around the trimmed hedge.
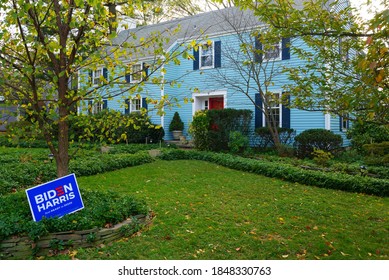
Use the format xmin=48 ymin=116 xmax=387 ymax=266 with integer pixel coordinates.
xmin=0 ymin=151 xmax=154 ymax=195
xmin=158 ymin=149 xmax=389 ymax=197
xmin=0 ymin=189 xmax=148 ymax=242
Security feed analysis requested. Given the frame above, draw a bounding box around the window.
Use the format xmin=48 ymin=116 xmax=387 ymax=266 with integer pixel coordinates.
xmin=254 ymin=36 xmax=290 ymax=62
xmin=204 ymin=100 xmax=209 ymax=110
xmin=92 ymin=69 xmax=102 ymax=85
xmin=340 ymin=114 xmax=349 ymax=131
xmin=193 ymin=41 xmax=221 ymax=70
xmin=339 ymin=37 xmax=350 ymax=62
xmin=266 ymin=93 xmax=281 ymax=127
xmin=264 ymin=41 xmax=282 ymax=61
xmin=125 ymin=98 xmax=142 ymax=114
xmin=88 ymin=100 xmax=107 ymax=114
xmin=131 ymin=98 xmax=141 ymax=112
xmin=131 ymin=64 xmax=142 ymax=83
xmin=254 ymin=92 xmax=290 ymax=129
xmin=200 ymin=42 xmax=214 ymax=69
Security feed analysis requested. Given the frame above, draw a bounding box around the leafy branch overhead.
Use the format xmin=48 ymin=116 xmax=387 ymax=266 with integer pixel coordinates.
xmin=0 ymin=0 xmax=195 ymax=177
xmin=233 ymin=0 xmax=388 ymax=124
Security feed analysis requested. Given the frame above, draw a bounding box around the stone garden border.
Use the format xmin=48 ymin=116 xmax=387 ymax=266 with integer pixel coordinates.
xmin=1 ymin=213 xmax=153 ymax=259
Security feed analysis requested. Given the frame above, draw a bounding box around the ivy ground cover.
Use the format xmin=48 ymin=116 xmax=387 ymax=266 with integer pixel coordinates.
xmin=61 ymin=160 xmax=388 ymax=260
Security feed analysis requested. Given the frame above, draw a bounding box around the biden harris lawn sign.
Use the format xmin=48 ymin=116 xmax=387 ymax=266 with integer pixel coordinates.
xmin=25 ymin=174 xmax=84 ymax=222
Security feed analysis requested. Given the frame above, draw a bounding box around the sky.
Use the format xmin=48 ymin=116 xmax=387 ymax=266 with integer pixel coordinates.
xmin=350 ymin=0 xmax=385 ymax=20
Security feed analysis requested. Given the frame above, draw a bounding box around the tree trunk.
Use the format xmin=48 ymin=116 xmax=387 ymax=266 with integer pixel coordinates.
xmin=56 ymin=108 xmax=70 ymax=178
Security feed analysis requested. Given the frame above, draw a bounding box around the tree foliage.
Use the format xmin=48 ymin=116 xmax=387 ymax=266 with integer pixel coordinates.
xmin=232 ymin=0 xmax=388 ymax=125
xmin=0 ymin=0 xmax=187 ymax=177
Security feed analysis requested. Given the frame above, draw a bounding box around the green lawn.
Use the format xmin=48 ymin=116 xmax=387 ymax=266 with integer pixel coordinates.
xmin=56 ymin=159 xmax=388 ymax=260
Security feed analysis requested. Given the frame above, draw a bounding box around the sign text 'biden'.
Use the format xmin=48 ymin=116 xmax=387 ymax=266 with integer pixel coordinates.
xmin=25 ymin=174 xmax=84 ymax=222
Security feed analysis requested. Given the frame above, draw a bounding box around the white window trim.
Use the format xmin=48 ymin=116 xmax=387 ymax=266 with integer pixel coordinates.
xmin=262 ymin=92 xmax=283 ymax=127
xmin=200 ymin=41 xmax=215 ymax=69
xmin=92 ymin=68 xmax=103 ymax=86
xmin=126 ymin=97 xmax=142 ymax=113
xmin=130 ymin=63 xmax=143 ymax=83
xmin=263 ymin=40 xmax=282 ymax=62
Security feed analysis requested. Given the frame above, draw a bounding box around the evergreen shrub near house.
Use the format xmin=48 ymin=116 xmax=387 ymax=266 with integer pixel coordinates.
xmin=0 ymin=189 xmax=148 ymax=242
xmin=255 ymin=127 xmax=296 ymax=148
xmin=158 ymin=149 xmax=389 ymax=197
xmin=347 ymin=122 xmax=389 ymax=152
xmin=294 ymin=129 xmax=343 ymax=159
xmin=363 ymin=141 xmax=389 ymax=166
xmin=169 ymin=112 xmax=184 ymax=132
xmin=189 ymin=109 xmax=252 ymax=152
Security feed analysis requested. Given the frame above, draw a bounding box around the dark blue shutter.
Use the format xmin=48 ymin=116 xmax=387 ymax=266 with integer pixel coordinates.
xmin=254 ymin=35 xmax=262 ymax=63
xmin=255 ymin=93 xmax=263 ymax=128
xmin=142 ymin=97 xmax=148 ymax=110
xmin=124 ymin=99 xmax=129 ymax=114
xmin=282 ymin=38 xmax=290 ymax=60
xmin=125 ymin=73 xmax=131 ymax=83
xmin=339 ymin=115 xmax=349 ymax=131
xmin=143 ymin=63 xmax=149 ymax=79
xmin=103 ymin=100 xmax=108 ymax=110
xmin=193 ymin=48 xmax=199 ymax=70
xmin=281 ymin=93 xmax=290 ymax=128
xmin=214 ymin=41 xmax=221 ymax=68
xmin=103 ymin=68 xmax=108 ymax=79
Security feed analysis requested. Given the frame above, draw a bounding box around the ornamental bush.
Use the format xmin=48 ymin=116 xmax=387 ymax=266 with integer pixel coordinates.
xmin=294 ymin=129 xmax=342 ymax=159
xmin=189 ymin=109 xmax=252 ymax=152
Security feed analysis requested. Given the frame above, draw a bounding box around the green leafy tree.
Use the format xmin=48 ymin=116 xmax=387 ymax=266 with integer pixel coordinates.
xmin=232 ymin=0 xmax=388 ymax=125
xmin=0 ymin=0 xmax=188 ymax=177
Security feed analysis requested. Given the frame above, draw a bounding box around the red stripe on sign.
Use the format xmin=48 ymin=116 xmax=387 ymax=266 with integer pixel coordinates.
xmin=56 ymin=186 xmax=65 ymax=196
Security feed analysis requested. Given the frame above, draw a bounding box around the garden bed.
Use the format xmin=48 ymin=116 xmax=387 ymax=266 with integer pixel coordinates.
xmin=1 ymin=213 xmax=153 ymax=259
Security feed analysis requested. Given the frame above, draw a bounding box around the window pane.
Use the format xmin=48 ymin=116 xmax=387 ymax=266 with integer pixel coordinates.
xmin=93 ymin=69 xmax=102 ymax=85
xmin=131 ymin=64 xmax=142 ymax=82
xmin=200 ymin=44 xmax=213 ymax=68
xmin=264 ymin=44 xmax=280 ymax=60
xmin=131 ymin=98 xmax=141 ymax=111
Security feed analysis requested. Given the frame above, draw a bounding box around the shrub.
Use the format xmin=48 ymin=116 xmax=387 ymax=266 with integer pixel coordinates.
xmin=0 ymin=189 xmax=148 ymax=242
xmin=189 ymin=111 xmax=210 ymax=150
xmin=169 ymin=112 xmax=184 ymax=131
xmin=295 ymin=129 xmax=343 ymax=158
xmin=0 ymin=151 xmax=154 ymax=195
xmin=363 ymin=141 xmax=389 ymax=166
xmin=312 ymin=148 xmax=333 ymax=166
xmin=347 ymin=122 xmax=389 ymax=152
xmin=189 ymin=109 xmax=252 ymax=152
xmin=255 ymin=127 xmax=296 ymax=148
xmin=228 ymin=131 xmax=250 ymax=154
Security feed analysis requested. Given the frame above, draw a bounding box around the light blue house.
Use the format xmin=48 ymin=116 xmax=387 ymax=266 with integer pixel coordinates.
xmin=81 ymin=4 xmax=350 ymax=144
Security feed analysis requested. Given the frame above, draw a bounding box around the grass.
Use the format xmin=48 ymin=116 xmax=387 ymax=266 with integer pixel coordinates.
xmin=47 ymin=159 xmax=388 ymax=260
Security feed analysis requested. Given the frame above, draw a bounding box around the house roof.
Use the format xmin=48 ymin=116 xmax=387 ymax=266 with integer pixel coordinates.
xmin=111 ymin=7 xmax=261 ymax=58
xmin=109 ymin=1 xmax=340 ymax=59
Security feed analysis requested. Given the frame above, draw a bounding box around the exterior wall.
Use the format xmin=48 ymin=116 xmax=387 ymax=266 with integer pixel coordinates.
xmin=81 ymin=9 xmax=350 ymax=145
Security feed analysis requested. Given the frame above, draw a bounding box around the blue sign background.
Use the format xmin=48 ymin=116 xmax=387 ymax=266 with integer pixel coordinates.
xmin=25 ymin=173 xmax=84 ymax=222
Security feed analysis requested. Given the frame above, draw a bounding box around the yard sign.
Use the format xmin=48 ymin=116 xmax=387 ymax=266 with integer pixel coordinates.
xmin=25 ymin=173 xmax=84 ymax=222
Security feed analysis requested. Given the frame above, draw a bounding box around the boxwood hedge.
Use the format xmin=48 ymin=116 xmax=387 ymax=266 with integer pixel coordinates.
xmin=158 ymin=149 xmax=389 ymax=197
xmin=0 ymin=189 xmax=148 ymax=242
xmin=0 ymin=151 xmax=154 ymax=195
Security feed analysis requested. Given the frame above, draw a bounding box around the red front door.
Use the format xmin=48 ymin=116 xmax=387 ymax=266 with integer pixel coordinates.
xmin=209 ymin=97 xmax=224 ymax=110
